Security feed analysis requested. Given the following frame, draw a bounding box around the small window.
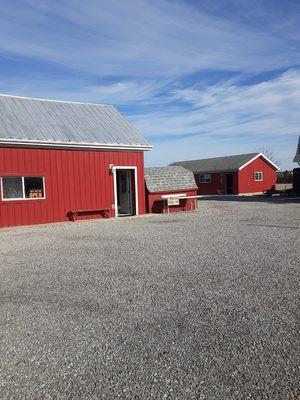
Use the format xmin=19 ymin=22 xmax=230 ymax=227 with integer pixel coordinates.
xmin=1 ymin=177 xmax=23 ymax=199
xmin=24 ymin=177 xmax=44 ymax=198
xmin=254 ymin=172 xmax=263 ymax=181
xmin=199 ymin=173 xmax=211 ymax=183
xmin=1 ymin=176 xmax=45 ymax=200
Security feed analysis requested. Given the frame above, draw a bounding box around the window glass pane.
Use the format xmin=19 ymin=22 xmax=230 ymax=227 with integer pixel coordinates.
xmin=24 ymin=177 xmax=44 ymax=198
xmin=2 ymin=177 xmax=23 ymax=199
xmin=254 ymin=172 xmax=263 ymax=181
xmin=200 ymin=174 xmax=211 ymax=183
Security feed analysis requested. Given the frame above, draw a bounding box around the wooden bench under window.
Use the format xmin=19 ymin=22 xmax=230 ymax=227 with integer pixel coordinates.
xmin=69 ymin=208 xmax=110 ymax=221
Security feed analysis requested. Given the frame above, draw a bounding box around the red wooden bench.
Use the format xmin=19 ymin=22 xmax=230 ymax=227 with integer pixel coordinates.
xmin=69 ymin=208 xmax=110 ymax=221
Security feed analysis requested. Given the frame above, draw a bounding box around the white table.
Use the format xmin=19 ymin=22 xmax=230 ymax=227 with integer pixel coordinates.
xmin=160 ymin=194 xmax=202 ymax=213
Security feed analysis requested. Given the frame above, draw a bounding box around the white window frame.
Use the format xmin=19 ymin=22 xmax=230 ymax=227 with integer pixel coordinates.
xmin=199 ymin=173 xmax=211 ymax=184
xmin=1 ymin=176 xmax=46 ymax=201
xmin=254 ymin=172 xmax=263 ymax=182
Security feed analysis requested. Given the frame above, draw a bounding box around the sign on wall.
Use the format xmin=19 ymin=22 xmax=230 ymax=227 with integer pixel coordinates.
xmin=167 ymin=196 xmax=180 ymax=206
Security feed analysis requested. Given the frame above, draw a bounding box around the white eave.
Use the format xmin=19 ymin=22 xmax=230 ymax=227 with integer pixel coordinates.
xmin=0 ymin=138 xmax=153 ymax=151
xmin=238 ymin=153 xmax=279 ymax=171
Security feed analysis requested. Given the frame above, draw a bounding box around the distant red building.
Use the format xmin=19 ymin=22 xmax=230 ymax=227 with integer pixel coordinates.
xmin=144 ymin=166 xmax=198 ymax=213
xmin=171 ymin=153 xmax=279 ymax=195
xmin=0 ymin=94 xmax=152 ymax=228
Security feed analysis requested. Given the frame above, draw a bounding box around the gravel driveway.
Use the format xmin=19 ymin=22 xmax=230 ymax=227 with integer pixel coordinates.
xmin=0 ymin=198 xmax=299 ymax=399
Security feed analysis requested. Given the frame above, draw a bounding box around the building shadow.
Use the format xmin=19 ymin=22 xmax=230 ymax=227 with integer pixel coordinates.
xmin=198 ymin=195 xmax=300 ymax=204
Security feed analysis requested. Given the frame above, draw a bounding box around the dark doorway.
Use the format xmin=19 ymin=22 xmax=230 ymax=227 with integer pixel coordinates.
xmin=116 ymin=169 xmax=136 ymax=216
xmin=226 ymin=174 xmax=234 ymax=194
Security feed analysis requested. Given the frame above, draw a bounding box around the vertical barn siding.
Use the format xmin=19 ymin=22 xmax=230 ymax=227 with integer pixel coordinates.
xmin=0 ymin=147 xmax=145 ymax=227
xmin=238 ymin=156 xmax=277 ymax=194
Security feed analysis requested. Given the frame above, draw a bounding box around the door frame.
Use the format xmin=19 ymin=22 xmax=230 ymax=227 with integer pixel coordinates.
xmin=112 ymin=166 xmax=138 ymax=217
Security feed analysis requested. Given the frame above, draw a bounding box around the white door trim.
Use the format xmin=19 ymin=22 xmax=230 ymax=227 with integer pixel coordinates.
xmin=112 ymin=166 xmax=138 ymax=217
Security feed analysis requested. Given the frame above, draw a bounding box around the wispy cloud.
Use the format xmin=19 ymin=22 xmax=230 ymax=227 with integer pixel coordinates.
xmin=131 ymin=69 xmax=300 ymax=168
xmin=0 ymin=77 xmax=168 ymax=105
xmin=0 ymin=0 xmax=299 ymax=169
xmin=0 ymin=0 xmax=299 ymax=77
xmin=131 ymin=69 xmax=300 ymax=138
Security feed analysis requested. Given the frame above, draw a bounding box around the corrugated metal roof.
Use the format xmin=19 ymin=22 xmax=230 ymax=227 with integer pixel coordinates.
xmin=0 ymin=94 xmax=152 ymax=150
xmin=145 ymin=166 xmax=197 ymax=193
xmin=170 ymin=153 xmax=260 ymax=173
xmin=293 ymin=136 xmax=300 ymax=163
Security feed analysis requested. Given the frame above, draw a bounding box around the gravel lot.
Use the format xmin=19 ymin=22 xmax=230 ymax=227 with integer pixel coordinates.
xmin=0 ymin=198 xmax=299 ymax=400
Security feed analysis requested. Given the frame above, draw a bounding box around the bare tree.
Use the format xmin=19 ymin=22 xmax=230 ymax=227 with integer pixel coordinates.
xmin=256 ymin=147 xmax=280 ymax=167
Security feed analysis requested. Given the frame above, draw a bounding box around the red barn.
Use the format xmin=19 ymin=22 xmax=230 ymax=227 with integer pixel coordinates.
xmin=145 ymin=166 xmax=198 ymax=213
xmin=0 ymin=94 xmax=152 ymax=228
xmin=171 ymin=153 xmax=279 ymax=195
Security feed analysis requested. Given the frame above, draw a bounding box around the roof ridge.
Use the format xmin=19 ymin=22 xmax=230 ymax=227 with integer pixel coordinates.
xmin=0 ymin=93 xmax=112 ymax=107
xmin=172 ymin=152 xmax=259 ymax=164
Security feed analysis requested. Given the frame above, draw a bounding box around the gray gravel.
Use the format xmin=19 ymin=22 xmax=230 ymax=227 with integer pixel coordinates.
xmin=0 ymin=198 xmax=299 ymax=399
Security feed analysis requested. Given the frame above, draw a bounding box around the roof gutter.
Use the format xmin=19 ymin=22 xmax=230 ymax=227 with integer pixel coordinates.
xmin=0 ymin=138 xmax=153 ymax=152
xmin=194 ymin=169 xmax=238 ymax=174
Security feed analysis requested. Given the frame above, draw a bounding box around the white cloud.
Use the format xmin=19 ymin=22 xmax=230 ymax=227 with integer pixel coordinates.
xmin=144 ymin=133 xmax=296 ymax=171
xmin=0 ymin=1 xmax=299 ymax=169
xmin=1 ymin=68 xmax=298 ymax=169
xmin=0 ymin=77 xmax=169 ymax=105
xmin=130 ymin=69 xmax=300 ymax=138
xmin=132 ymin=69 xmax=300 ymax=169
xmin=0 ymin=0 xmax=299 ymax=77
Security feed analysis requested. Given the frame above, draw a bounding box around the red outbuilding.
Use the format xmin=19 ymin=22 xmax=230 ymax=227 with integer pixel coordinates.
xmin=0 ymin=94 xmax=152 ymax=228
xmin=171 ymin=153 xmax=279 ymax=195
xmin=145 ymin=166 xmax=198 ymax=213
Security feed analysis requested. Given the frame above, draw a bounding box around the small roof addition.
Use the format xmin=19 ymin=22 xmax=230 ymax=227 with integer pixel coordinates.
xmin=293 ymin=136 xmax=300 ymax=163
xmin=145 ymin=166 xmax=197 ymax=193
xmin=171 ymin=153 xmax=279 ymax=173
xmin=0 ymin=94 xmax=152 ymax=151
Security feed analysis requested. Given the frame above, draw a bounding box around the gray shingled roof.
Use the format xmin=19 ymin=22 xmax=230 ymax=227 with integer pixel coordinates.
xmin=0 ymin=94 xmax=151 ymax=149
xmin=170 ymin=153 xmax=260 ymax=173
xmin=145 ymin=166 xmax=197 ymax=193
xmin=293 ymin=136 xmax=300 ymax=163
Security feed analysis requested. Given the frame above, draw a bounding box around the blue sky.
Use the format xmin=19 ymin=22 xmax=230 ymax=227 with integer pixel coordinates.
xmin=0 ymin=0 xmax=300 ymax=169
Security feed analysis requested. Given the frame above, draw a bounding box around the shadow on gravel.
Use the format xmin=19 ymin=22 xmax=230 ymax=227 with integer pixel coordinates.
xmin=244 ymin=223 xmax=299 ymax=230
xmin=200 ymin=195 xmax=300 ymax=204
xmin=146 ymin=219 xmax=181 ymax=224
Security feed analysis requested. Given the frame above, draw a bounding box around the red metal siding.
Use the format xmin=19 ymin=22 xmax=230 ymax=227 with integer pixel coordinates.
xmin=194 ymin=156 xmax=276 ymax=195
xmin=0 ymin=147 xmax=145 ymax=227
xmin=237 ymin=156 xmax=277 ymax=194
xmin=147 ymin=189 xmax=198 ymax=213
xmin=195 ymin=172 xmax=238 ymax=195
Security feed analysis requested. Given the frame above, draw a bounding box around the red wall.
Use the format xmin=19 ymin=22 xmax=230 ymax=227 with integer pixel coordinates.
xmin=238 ymin=156 xmax=277 ymax=194
xmin=0 ymin=147 xmax=146 ymax=227
xmin=147 ymin=189 xmax=198 ymax=213
xmin=195 ymin=172 xmax=238 ymax=195
xmin=194 ymin=157 xmax=276 ymax=195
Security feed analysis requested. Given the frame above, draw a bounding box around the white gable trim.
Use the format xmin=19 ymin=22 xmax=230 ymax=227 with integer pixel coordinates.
xmin=238 ymin=153 xmax=279 ymax=171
